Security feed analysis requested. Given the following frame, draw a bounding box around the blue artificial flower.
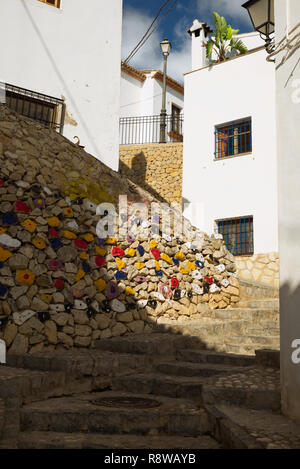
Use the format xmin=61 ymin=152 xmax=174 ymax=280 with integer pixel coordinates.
xmin=82 ymin=261 xmax=92 ymax=274
xmin=2 ymin=212 xmax=18 ymax=225
xmin=115 ymin=271 xmax=127 ymax=281
xmin=137 ymin=245 xmax=145 ymax=256
xmin=50 ymin=238 xmax=62 ymax=250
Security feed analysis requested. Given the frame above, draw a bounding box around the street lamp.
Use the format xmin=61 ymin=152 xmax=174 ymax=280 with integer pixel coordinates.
xmin=160 ymin=38 xmax=171 ymax=143
xmin=242 ymin=0 xmax=275 ymax=53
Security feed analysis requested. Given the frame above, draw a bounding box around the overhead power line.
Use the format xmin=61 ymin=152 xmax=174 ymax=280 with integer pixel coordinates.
xmin=124 ymin=0 xmax=178 ymax=64
xmin=126 ymin=0 xmax=178 ymax=64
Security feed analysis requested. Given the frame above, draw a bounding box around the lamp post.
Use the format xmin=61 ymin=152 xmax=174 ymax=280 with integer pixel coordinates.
xmin=160 ymin=38 xmax=171 ymax=143
xmin=242 ymin=0 xmax=275 ymax=53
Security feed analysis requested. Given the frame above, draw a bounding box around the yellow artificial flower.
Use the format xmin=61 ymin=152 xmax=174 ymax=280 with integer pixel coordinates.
xmin=180 ymin=267 xmax=189 ymax=275
xmin=32 ymin=237 xmax=46 ymax=250
xmin=16 ymin=270 xmax=35 ymax=286
xmin=155 ymin=260 xmax=161 ymax=271
xmin=0 ymin=248 xmax=12 ymax=262
xmin=80 ymin=252 xmax=88 ymax=260
xmin=76 ymin=269 xmax=86 ymax=282
xmin=149 ymin=240 xmax=158 ymax=249
xmin=48 ymin=217 xmax=60 ymax=227
xmin=64 ymin=230 xmax=77 ymax=240
xmin=64 ymin=207 xmax=74 ymax=217
xmin=41 ymin=294 xmax=52 ymax=304
xmin=0 ymin=227 xmax=7 ymax=235
xmin=106 ymin=237 xmax=117 ymax=245
xmin=175 ymin=251 xmax=185 ymax=261
xmin=96 ymin=246 xmax=106 ymax=257
xmin=126 ymin=287 xmax=135 ymax=296
xmin=23 ymin=219 xmax=37 ymax=233
xmin=187 ymin=261 xmax=197 ymax=271
xmin=116 ymin=257 xmax=126 ymax=270
xmin=127 ymin=248 xmax=135 ymax=257
xmin=161 ymin=253 xmax=173 ymax=265
xmin=136 ymin=262 xmax=145 ymax=270
xmin=83 ymin=233 xmax=94 ymax=243
xmin=95 ymin=278 xmax=107 ymax=292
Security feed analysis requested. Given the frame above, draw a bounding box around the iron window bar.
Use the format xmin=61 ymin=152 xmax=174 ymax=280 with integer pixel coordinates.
xmin=215 ymin=118 xmax=252 ymax=159
xmin=217 ymin=216 xmax=254 ymax=256
xmin=120 ymin=114 xmax=184 ymax=145
xmin=3 ymin=83 xmax=65 ymax=134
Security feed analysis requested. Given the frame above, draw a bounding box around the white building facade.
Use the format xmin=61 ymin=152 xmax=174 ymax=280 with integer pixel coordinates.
xmin=120 ymin=63 xmax=184 ymax=144
xmin=0 ymin=0 xmax=123 ymax=171
xmin=183 ymin=21 xmax=278 ymax=284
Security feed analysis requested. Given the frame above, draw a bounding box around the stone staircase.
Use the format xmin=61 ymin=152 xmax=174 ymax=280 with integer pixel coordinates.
xmin=155 ymin=278 xmax=280 ymax=356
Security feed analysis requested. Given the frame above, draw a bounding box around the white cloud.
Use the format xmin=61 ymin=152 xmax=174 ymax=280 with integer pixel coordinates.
xmin=122 ymin=6 xmax=190 ymax=84
xmin=196 ymin=0 xmax=251 ymax=26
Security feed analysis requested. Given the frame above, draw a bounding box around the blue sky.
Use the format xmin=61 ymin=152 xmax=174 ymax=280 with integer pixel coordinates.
xmin=122 ymin=0 xmax=253 ymax=82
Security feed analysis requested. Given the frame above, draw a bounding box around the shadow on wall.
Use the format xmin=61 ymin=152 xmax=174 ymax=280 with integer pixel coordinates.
xmin=119 ymin=152 xmax=169 ymax=205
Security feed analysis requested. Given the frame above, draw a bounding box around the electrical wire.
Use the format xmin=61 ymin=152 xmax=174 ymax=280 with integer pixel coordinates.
xmin=126 ymin=0 xmax=179 ymax=64
xmin=124 ymin=0 xmax=172 ymax=64
xmin=267 ymin=22 xmax=300 ymax=63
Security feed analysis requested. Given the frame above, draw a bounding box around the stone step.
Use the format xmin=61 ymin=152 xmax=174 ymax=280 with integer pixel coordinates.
xmin=204 ymin=342 xmax=280 ymax=356
xmin=176 ymin=349 xmax=255 ymax=367
xmin=238 ymin=279 xmax=279 ymax=300
xmin=18 ymin=431 xmax=221 ymax=449
xmin=155 ymin=361 xmax=244 ymax=378
xmin=224 ymin=334 xmax=280 ymax=347
xmin=210 ymin=308 xmax=279 ymax=322
xmin=20 ymin=391 xmax=210 ymax=437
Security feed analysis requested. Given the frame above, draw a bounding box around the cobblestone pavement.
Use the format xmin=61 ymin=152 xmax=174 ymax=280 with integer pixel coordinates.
xmin=207 ymin=366 xmax=280 ymax=391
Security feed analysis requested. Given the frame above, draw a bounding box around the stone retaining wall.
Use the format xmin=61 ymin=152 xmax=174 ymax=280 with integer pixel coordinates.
xmin=235 ymin=253 xmax=279 ymax=287
xmin=119 ymin=143 xmax=183 ymax=205
xmin=0 ymin=105 xmax=239 ymax=354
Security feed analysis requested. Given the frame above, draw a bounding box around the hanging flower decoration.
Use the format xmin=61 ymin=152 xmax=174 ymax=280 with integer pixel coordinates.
xmin=34 ymin=198 xmax=45 ymax=209
xmin=23 ymin=219 xmax=37 ymax=233
xmin=196 ymin=260 xmax=205 ymax=269
xmin=127 ymin=248 xmax=135 ymax=257
xmin=96 ymin=246 xmax=106 ymax=257
xmin=186 ymin=261 xmax=197 ymax=271
xmin=82 ymin=261 xmax=92 ymax=274
xmin=64 ymin=207 xmax=74 ymax=217
xmin=115 ymin=271 xmax=127 ymax=281
xmin=72 ymin=288 xmax=85 ymax=299
xmin=95 ymin=255 xmax=106 ymax=267
xmin=155 ymin=260 xmax=161 ymax=272
xmin=155 ymin=270 xmax=163 ymax=277
xmin=32 ymin=237 xmax=46 ymax=250
xmin=161 ymin=253 xmax=173 ymax=265
xmin=106 ymin=237 xmax=117 ymax=245
xmin=54 ymin=279 xmax=64 ymax=290
xmin=136 ymin=262 xmax=145 ymax=270
xmin=192 ymin=270 xmax=202 ymax=280
xmin=136 ymin=276 xmax=148 ymax=283
xmin=50 ymin=238 xmax=62 ymax=251
xmin=204 ymin=276 xmax=214 ymax=285
xmin=74 ymin=239 xmax=89 ymax=250
xmin=0 ymin=247 xmax=13 ymax=262
xmin=180 ymin=266 xmax=189 ymax=275
xmin=2 ymin=213 xmax=18 ymax=225
xmin=76 ymin=268 xmax=86 ymax=282
xmin=0 ymin=228 xmax=6 ymax=235
xmin=151 ymin=248 xmax=161 ymax=260
xmin=105 ymin=281 xmax=119 ymax=299
xmin=149 ymin=240 xmax=158 ymax=249
xmin=16 ymin=270 xmax=35 ymax=286
xmin=126 ymin=233 xmax=135 ymax=244
xmin=170 ymin=277 xmax=179 ymax=289
xmin=173 ymin=289 xmax=181 ymax=300
xmin=15 ymin=200 xmax=30 ymax=213
xmin=41 ymin=294 xmax=52 ymax=304
xmin=172 ymin=258 xmax=179 ymax=266
xmin=95 ymin=278 xmax=107 ymax=292
xmin=83 ymin=233 xmax=94 ymax=243
xmin=126 ymin=287 xmax=135 ymax=296
xmin=175 ymin=252 xmax=185 ymax=261
xmin=48 ymin=217 xmax=60 ymax=227
xmin=137 ymin=245 xmax=145 ymax=256
xmin=160 ymin=284 xmax=173 ymax=299
xmin=116 ymin=257 xmax=126 ymax=270
xmin=49 ymin=227 xmax=58 ymax=239
xmin=64 ymin=230 xmax=77 ymax=240
xmin=48 ymin=259 xmax=63 ymax=271
xmin=112 ymin=246 xmax=125 ymax=257
xmin=80 ymin=252 xmax=88 ymax=260
xmin=0 ymin=282 xmax=8 ymax=297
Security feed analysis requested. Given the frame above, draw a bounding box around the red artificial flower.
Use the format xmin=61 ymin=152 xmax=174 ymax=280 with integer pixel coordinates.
xmin=111 ymin=246 xmax=125 ymax=257
xmin=95 ymin=255 xmax=106 ymax=267
xmin=204 ymin=276 xmax=214 ymax=285
xmin=74 ymin=239 xmax=89 ymax=250
xmin=151 ymin=248 xmax=161 ymax=260
xmin=170 ymin=277 xmax=179 ymax=289
xmin=0 ymin=179 xmax=4 ymax=186
xmin=15 ymin=200 xmax=30 ymax=213
xmin=49 ymin=227 xmax=58 ymax=239
xmin=54 ymin=279 xmax=64 ymax=290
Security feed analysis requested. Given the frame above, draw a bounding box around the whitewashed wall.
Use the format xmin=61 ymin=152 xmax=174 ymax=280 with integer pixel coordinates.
xmin=183 ymin=48 xmax=277 ymax=254
xmin=0 ymin=0 xmax=123 ymax=171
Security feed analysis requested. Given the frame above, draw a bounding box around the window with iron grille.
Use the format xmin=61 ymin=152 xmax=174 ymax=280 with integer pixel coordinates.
xmin=39 ymin=0 xmax=61 ymax=8
xmin=215 ymin=118 xmax=252 ymax=159
xmin=217 ymin=216 xmax=254 ymax=256
xmin=4 ymin=83 xmax=65 ymax=134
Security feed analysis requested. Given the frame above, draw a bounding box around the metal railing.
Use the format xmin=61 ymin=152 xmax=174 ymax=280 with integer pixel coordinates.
xmin=120 ymin=114 xmax=184 ymax=145
xmin=217 ymin=216 xmax=254 ymax=256
xmin=215 ymin=118 xmax=252 ymax=159
xmin=1 ymin=83 xmax=65 ymax=134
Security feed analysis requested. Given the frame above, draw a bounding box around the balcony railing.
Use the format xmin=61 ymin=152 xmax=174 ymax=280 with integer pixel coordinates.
xmin=120 ymin=114 xmax=184 ymax=145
